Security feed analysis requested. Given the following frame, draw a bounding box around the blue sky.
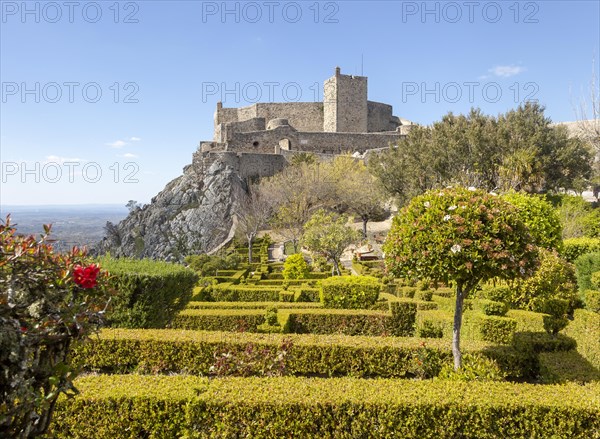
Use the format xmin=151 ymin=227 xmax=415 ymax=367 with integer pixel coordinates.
xmin=1 ymin=0 xmax=599 ymax=205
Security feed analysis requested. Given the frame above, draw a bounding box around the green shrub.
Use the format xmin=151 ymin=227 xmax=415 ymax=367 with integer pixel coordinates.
xmin=282 ymin=254 xmax=310 ymax=279
xmin=478 ymin=315 xmax=517 ymax=344
xmin=501 ymin=192 xmax=563 ymax=251
xmin=539 ymin=350 xmax=600 ymax=384
xmin=563 ymin=238 xmax=600 ymax=262
xmin=399 ymin=286 xmax=417 ymax=298
xmin=575 ymin=252 xmax=600 ymax=292
xmin=98 ymin=256 xmax=198 ymax=328
xmin=209 ymin=285 xmax=281 ymax=302
xmin=414 ymin=290 xmax=433 ymax=301
xmin=70 ymin=329 xmax=532 ymax=379
xmin=186 ymin=301 xmax=322 ymax=310
xmin=479 ymin=299 xmax=508 ymax=316
xmin=293 ymin=287 xmax=320 ymax=302
xmin=512 ymin=331 xmax=577 ymax=353
xmin=479 ymin=285 xmax=512 ymax=303
xmin=417 ymin=320 xmax=444 ymax=338
xmin=564 ymin=309 xmax=600 ymax=370
xmin=437 ymin=353 xmax=506 ymax=381
xmin=591 ymin=271 xmax=600 ymax=290
xmin=50 ymin=375 xmax=600 ymax=438
xmin=512 ymin=249 xmax=578 ymax=312
xmin=184 ymin=252 xmax=241 ymax=275
xmin=543 ymin=315 xmax=569 ymax=336
xmin=279 ymin=291 xmax=295 ymax=302
xmin=284 ymin=310 xmax=398 ymax=336
xmin=264 ymin=307 xmax=279 ymax=327
xmin=389 ymin=301 xmax=417 ymax=336
xmin=584 ymin=290 xmax=600 ymax=313
xmin=171 ymin=309 xmax=265 ymax=332
xmin=320 ymin=275 xmax=381 ymax=309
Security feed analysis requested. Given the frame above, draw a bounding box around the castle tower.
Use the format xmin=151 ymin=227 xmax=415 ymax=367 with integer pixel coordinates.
xmin=323 ymin=66 xmax=368 ymax=133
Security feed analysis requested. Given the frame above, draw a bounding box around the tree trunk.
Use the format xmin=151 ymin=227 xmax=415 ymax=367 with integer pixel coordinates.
xmin=362 ymin=217 xmax=368 ymax=239
xmin=452 ymin=282 xmax=465 ymax=370
xmin=247 ymin=237 xmax=253 ymax=264
xmin=332 ymin=258 xmax=341 ymax=276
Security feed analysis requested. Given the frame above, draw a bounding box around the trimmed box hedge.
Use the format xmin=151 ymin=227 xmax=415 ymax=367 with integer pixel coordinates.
xmin=98 ymin=256 xmax=198 ymax=328
xmin=282 ymin=301 xmax=416 ymax=337
xmin=208 ymin=285 xmax=281 ymax=302
xmin=50 ymin=375 xmax=600 ymax=438
xmin=320 ymin=275 xmax=381 ymax=309
xmin=564 ymin=309 xmax=600 ymax=371
xmin=70 ymin=329 xmax=533 ymax=379
xmin=185 ymin=301 xmax=323 ymax=310
xmin=171 ymin=309 xmax=265 ymax=332
xmin=563 ymin=237 xmax=600 ymax=262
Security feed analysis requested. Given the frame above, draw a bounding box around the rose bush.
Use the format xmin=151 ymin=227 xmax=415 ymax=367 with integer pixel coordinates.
xmin=0 ymin=216 xmax=110 ymax=438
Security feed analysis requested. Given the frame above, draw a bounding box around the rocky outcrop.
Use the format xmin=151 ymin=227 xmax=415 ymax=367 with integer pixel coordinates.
xmin=96 ymin=149 xmax=286 ymax=260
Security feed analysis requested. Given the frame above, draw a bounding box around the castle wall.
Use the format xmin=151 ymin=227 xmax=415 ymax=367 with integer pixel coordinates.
xmin=367 ymin=101 xmax=398 ymax=132
xmin=237 ymin=105 xmax=257 ymax=122
xmin=223 ymin=118 xmax=266 ymax=141
xmin=254 ymin=103 xmax=323 ymax=132
xmin=225 ymin=128 xmax=402 ymax=155
xmin=194 ymin=150 xmax=287 ymax=181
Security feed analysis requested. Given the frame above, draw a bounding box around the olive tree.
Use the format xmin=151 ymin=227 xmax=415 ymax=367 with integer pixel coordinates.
xmin=302 ymin=210 xmax=360 ymax=276
xmin=384 ymin=187 xmax=539 ymax=369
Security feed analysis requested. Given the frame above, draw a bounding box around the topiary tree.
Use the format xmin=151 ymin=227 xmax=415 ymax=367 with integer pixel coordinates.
xmin=302 ymin=210 xmax=360 ymax=276
xmin=1 ymin=216 xmax=110 ymax=437
xmin=501 ymin=191 xmax=563 ymax=251
xmin=384 ymin=187 xmax=539 ymax=369
xmin=282 ymin=253 xmax=309 ymax=279
xmin=512 ymin=248 xmax=578 ymax=313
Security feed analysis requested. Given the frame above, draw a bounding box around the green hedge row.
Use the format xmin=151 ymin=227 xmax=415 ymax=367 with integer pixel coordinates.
xmin=564 ymin=309 xmax=600 ymax=371
xmin=98 ymin=256 xmax=198 ymax=328
xmin=172 ymin=309 xmax=265 ymax=332
xmin=70 ymin=329 xmax=533 ymax=379
xmin=320 ymin=275 xmax=381 ymax=309
xmin=50 ymin=375 xmax=600 ymax=438
xmin=283 ymin=304 xmax=416 ymax=337
xmin=186 ymin=301 xmax=323 ymax=310
xmin=203 ymin=285 xmax=281 ymax=302
xmin=563 ymin=237 xmax=600 ymax=262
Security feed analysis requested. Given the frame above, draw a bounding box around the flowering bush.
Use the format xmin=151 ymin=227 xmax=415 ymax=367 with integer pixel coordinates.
xmin=0 ymin=216 xmax=110 ymax=437
xmin=384 ymin=187 xmax=539 ymax=369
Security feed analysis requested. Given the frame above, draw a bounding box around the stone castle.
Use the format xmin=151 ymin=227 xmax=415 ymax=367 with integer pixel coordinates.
xmin=199 ymin=67 xmax=413 ymax=157
xmin=98 ymin=68 xmax=414 ymax=260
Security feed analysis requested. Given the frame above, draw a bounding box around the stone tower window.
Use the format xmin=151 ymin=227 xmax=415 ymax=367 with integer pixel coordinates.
xmin=253 ymin=141 xmax=260 ymax=147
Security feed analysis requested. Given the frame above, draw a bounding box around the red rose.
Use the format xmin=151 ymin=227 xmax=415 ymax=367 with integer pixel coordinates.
xmin=73 ymin=264 xmax=100 ymax=289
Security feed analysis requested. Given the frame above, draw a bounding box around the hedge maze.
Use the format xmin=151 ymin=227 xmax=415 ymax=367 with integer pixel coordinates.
xmin=49 ymin=240 xmax=600 ymax=437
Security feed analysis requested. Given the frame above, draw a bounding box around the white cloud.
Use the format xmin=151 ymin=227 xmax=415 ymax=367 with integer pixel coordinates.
xmin=489 ymin=65 xmax=525 ymax=78
xmin=129 ymin=137 xmax=141 ymax=142
xmin=45 ymin=155 xmax=83 ymax=163
xmin=106 ymin=140 xmax=128 ymax=148
xmin=121 ymin=153 xmax=138 ymax=158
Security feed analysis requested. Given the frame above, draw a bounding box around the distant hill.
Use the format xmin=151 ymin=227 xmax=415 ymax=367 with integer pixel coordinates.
xmin=0 ymin=204 xmax=128 ymax=252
